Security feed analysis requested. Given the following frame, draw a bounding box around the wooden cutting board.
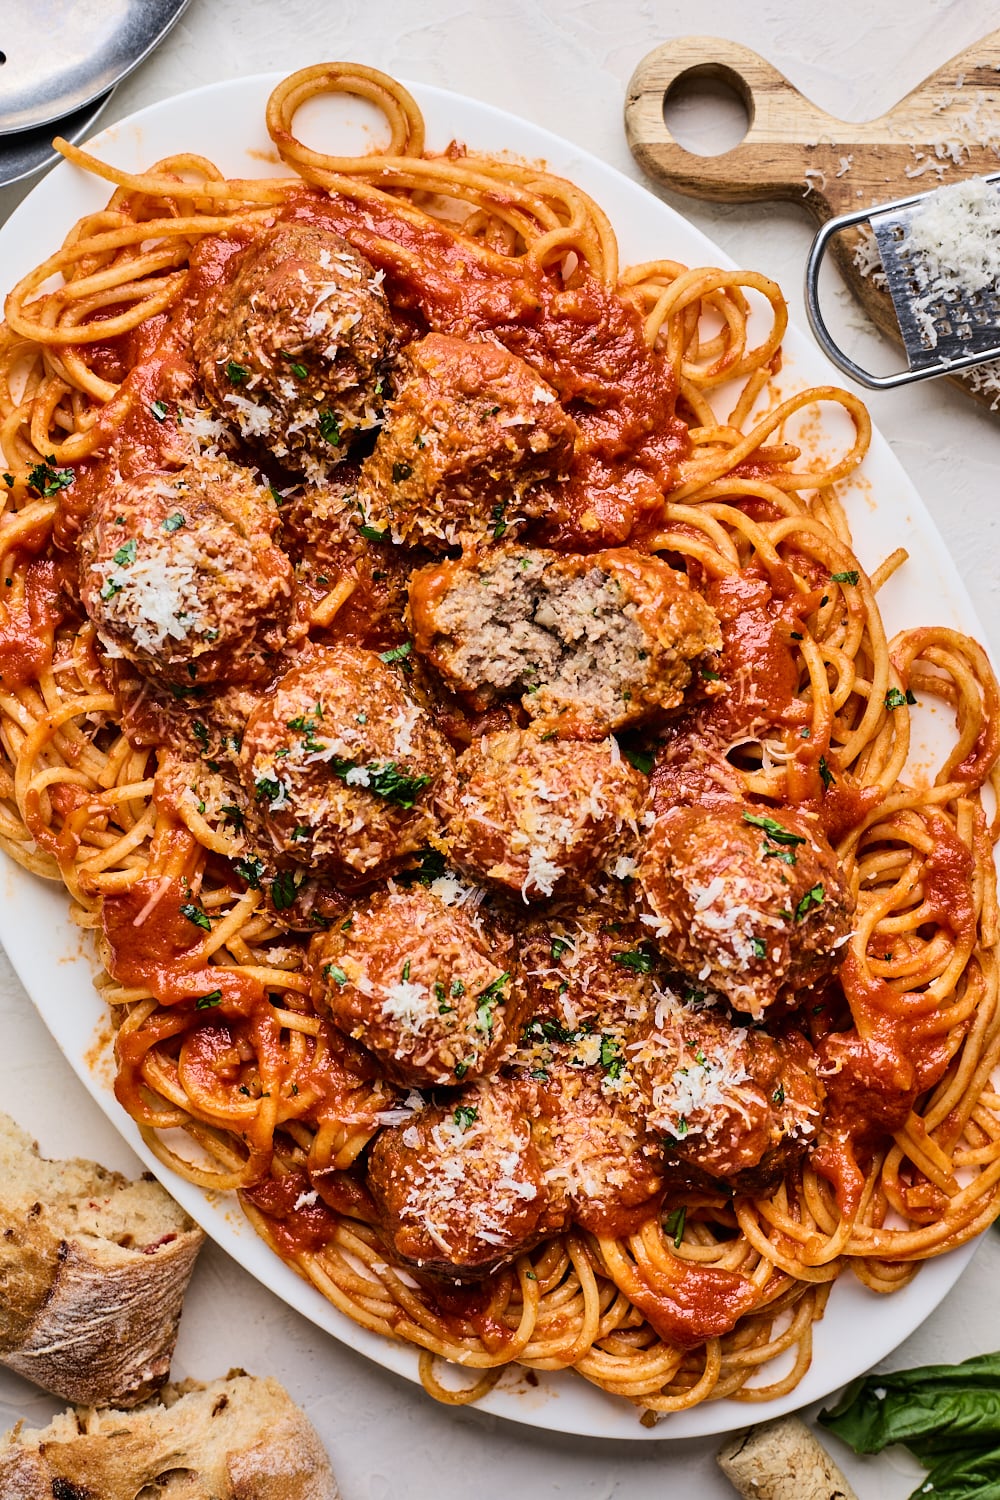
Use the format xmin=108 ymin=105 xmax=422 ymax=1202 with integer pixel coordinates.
xmin=624 ymin=33 xmax=1000 ymax=409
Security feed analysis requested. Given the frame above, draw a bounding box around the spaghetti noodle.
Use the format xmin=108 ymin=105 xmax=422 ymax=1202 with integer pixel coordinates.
xmin=0 ymin=64 xmax=997 ymax=1422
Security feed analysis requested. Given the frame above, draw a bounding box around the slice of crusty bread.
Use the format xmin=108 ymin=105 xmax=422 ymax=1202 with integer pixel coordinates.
xmin=0 ymin=1111 xmax=203 ymax=1407
xmin=0 ymin=1371 xmax=341 ymax=1499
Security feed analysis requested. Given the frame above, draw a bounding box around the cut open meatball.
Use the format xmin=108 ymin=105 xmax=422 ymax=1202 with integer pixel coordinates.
xmin=638 ymin=799 xmax=855 ymax=1017
xmin=439 ymin=729 xmax=642 ymax=900
xmin=629 ymin=986 xmax=824 ymax=1193
xmin=80 ymin=456 xmax=292 ymax=685
xmin=238 ymin=644 xmax=453 ymax=885
xmin=409 ymin=546 xmax=722 ymax=737
xmin=358 ymin=333 xmax=577 ymax=549
xmin=314 ymin=882 xmax=520 ymax=1087
xmin=193 ymin=220 xmax=396 ymax=475
xmin=367 ymin=1076 xmax=564 ymax=1278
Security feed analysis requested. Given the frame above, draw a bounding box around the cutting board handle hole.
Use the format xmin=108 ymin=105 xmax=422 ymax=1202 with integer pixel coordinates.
xmin=662 ymin=64 xmax=751 ymax=157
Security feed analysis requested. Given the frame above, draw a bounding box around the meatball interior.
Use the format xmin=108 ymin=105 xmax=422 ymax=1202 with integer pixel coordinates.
xmin=315 ymin=883 xmax=521 ymax=1087
xmin=193 ymin=221 xmax=397 ymax=475
xmin=359 ymin=332 xmax=577 ymax=550
xmin=439 ymin=728 xmax=642 ymax=900
xmin=408 ymin=545 xmax=722 ymax=736
xmin=79 ymin=456 xmax=292 ymax=685
xmin=638 ymin=799 xmax=855 ymax=1017
xmin=367 ymin=1076 xmax=565 ymax=1278
xmin=238 ymin=644 xmax=453 ymax=884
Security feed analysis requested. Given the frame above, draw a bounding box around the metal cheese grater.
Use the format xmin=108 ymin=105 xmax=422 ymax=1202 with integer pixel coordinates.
xmin=804 ymin=172 xmax=1000 ymax=389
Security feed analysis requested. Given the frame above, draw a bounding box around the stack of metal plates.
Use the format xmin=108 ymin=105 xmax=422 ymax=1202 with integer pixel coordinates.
xmin=0 ymin=0 xmax=191 ymax=188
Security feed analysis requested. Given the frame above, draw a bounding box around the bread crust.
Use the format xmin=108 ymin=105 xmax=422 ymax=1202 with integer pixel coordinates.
xmin=0 ymin=1112 xmax=203 ymax=1406
xmin=0 ymin=1373 xmax=341 ymax=1500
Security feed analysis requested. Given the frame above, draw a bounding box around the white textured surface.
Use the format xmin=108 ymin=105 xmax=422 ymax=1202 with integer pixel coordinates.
xmin=1 ymin=1 xmax=998 ymax=1495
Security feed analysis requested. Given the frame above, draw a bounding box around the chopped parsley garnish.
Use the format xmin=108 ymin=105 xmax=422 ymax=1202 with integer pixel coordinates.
xmin=392 ymin=461 xmax=412 ymax=484
xmin=664 ymin=1206 xmax=686 ymax=1247
xmin=2 ymin=474 xmax=12 ymax=489
xmin=324 ymin=964 xmax=348 ymax=986
xmin=330 ymin=758 xmax=431 ymax=808
xmin=112 ymin=539 xmax=137 ymax=567
xmin=318 ymin=409 xmax=340 ymax=445
xmin=454 ymin=1059 xmax=471 ymax=1079
xmin=396 ymin=846 xmax=447 ymax=887
xmin=742 ymin=812 xmax=805 ymax=846
xmin=27 ymin=459 xmax=74 ymax=497
xmin=831 ymin=569 xmax=860 ymax=585
xmin=270 ymin=870 xmax=300 ymax=910
xmin=794 ymin=883 xmax=825 ymax=921
xmin=291 ymin=825 xmax=309 ymax=841
xmin=279 ymin=351 xmax=308 ymax=379
xmin=453 ymin=1105 xmax=478 ymax=1131
xmin=885 ymin=686 xmax=917 ymax=709
xmin=379 ymin=641 xmax=412 ymax=665
xmin=150 ymin=399 xmax=168 ymax=422
xmin=818 ymin=756 xmax=835 ymax=789
xmin=600 ymin=1035 xmax=625 ymax=1081
xmin=475 ymin=972 xmax=510 ymax=1034
xmin=550 ymin=937 xmax=572 ymax=963
xmin=233 ymin=853 xmax=264 ymax=889
xmin=225 ymin=360 xmax=249 ymax=384
xmin=163 ymin=511 xmax=186 ymax=533
xmin=490 ymin=501 xmax=507 ymax=539
xmin=611 ymin=948 xmax=654 ymax=974
xmin=180 ymin=902 xmax=211 ymax=931
xmin=100 ymin=578 xmax=122 ymax=601
xmin=772 ymin=1082 xmax=785 ymax=1106
xmin=763 ymin=847 xmax=797 ymax=867
xmin=701 ymin=667 xmax=721 ymax=682
xmin=451 ymin=979 xmax=466 ymax=998
xmin=192 ymin=719 xmax=209 ymax=748
xmin=359 ymin=524 xmax=388 ymax=542
xmin=221 ymin=805 xmax=245 ymax=831
xmin=401 ymin=960 xmax=411 ymax=982
xmin=750 ymin=936 xmax=767 ymax=959
xmin=195 ymin=990 xmax=223 ymax=1008
xmin=254 ymin=776 xmax=284 ymax=803
xmin=623 ymin=746 xmax=654 ymax=775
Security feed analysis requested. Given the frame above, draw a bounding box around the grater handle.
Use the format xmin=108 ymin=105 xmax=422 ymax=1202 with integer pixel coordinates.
xmin=804 ymin=211 xmax=913 ymax=388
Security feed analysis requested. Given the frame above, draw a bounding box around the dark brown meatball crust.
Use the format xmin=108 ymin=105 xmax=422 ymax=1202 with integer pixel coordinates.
xmin=237 ymin=644 xmax=453 ymax=883
xmin=314 ymin=883 xmax=521 ymax=1088
xmin=408 ymin=545 xmax=722 ymax=737
xmin=79 ymin=456 xmax=292 ymax=686
xmin=358 ymin=332 xmax=577 ymax=550
xmin=638 ymin=800 xmax=855 ymax=1017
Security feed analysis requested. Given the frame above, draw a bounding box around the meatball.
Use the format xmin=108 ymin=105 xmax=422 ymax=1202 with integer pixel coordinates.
xmin=367 ymin=1076 xmax=564 ymax=1278
xmin=510 ymin=910 xmax=665 ymax=1233
xmin=629 ymin=986 xmax=824 ymax=1192
xmin=517 ymin=904 xmax=657 ymax=1036
xmin=314 ymin=883 xmax=521 ymax=1087
xmin=237 ymin=644 xmax=453 ymax=884
xmin=408 ymin=545 xmax=722 ymax=737
xmin=638 ymin=800 xmax=854 ymax=1017
xmin=533 ymin=1063 xmax=666 ymax=1237
xmin=439 ymin=728 xmax=642 ymax=900
xmin=357 ymin=333 xmax=577 ymax=550
xmin=79 ymin=456 xmax=292 ymax=686
xmin=193 ymin=221 xmax=396 ymax=475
